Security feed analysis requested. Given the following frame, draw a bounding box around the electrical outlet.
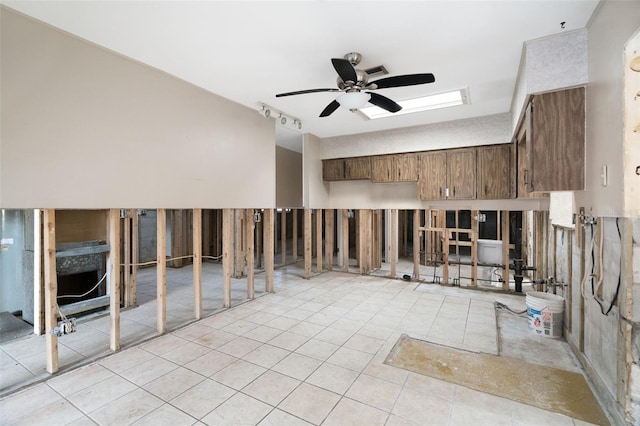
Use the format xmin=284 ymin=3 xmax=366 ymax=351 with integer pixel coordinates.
xmin=51 ymin=318 xmax=77 ymax=336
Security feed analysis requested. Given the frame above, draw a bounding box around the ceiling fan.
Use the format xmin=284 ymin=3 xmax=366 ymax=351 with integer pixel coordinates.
xmin=275 ymin=52 xmax=435 ymax=117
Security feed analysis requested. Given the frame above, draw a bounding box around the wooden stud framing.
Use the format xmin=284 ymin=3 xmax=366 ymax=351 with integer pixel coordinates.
xmin=264 ymin=208 xmax=275 ymax=292
xmin=304 ymin=208 xmax=312 ymax=279
xmin=325 ymin=209 xmax=334 ymax=271
xmin=316 ymin=209 xmax=323 ymax=273
xmin=292 ymin=209 xmax=298 ymax=262
xmin=193 ymin=208 xmax=203 ymax=319
xmin=390 ymin=209 xmax=397 ymax=277
xmin=402 ymin=210 xmax=408 ymax=257
xmin=246 ymin=209 xmax=255 ymax=299
xmin=281 ymin=210 xmax=287 ymax=265
xmin=358 ymin=210 xmax=372 ymax=274
xmin=129 ymin=209 xmax=138 ymax=306
xmin=43 ymin=209 xmax=58 ymax=374
xmin=443 ymin=228 xmax=450 ymax=284
xmin=109 ymin=209 xmax=121 ymax=351
xmin=501 ymin=210 xmax=510 ymax=290
xmin=123 ymin=211 xmax=132 ymax=307
xmin=157 ymin=208 xmax=167 ymax=333
xmin=222 ymin=209 xmax=233 ymax=308
xmin=413 ymin=209 xmax=420 ymax=280
xmin=342 ymin=209 xmax=349 ymax=272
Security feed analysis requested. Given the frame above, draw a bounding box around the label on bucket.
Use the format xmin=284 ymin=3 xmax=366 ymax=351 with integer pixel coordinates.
xmin=527 ymin=307 xmax=563 ymax=337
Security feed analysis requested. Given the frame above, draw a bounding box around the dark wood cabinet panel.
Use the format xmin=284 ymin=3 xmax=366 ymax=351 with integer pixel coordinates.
xmin=447 ymin=149 xmax=476 ymax=199
xmin=529 ymin=87 xmax=585 ymax=192
xmin=322 ymin=159 xmax=344 ymax=181
xmin=477 ymin=145 xmax=511 ymax=199
xmin=371 ymin=155 xmax=395 ymax=183
xmin=395 ymin=153 xmax=419 ymax=182
xmin=344 ymin=157 xmax=371 ymax=180
xmin=417 ymin=152 xmax=447 ymax=200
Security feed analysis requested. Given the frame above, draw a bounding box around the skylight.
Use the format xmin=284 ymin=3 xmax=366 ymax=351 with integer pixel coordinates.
xmin=359 ymin=88 xmax=469 ymax=120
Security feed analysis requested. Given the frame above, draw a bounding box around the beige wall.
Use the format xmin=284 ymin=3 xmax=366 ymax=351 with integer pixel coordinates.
xmin=579 ymin=1 xmax=640 ymax=218
xmin=0 ymin=8 xmax=276 ymax=209
xmin=276 ymin=146 xmax=302 ymax=208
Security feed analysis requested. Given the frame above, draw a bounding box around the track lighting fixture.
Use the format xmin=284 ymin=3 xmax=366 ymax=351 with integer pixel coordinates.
xmin=258 ymin=103 xmax=302 ymax=132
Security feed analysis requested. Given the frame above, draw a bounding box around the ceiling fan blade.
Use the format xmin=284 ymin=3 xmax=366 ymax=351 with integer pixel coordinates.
xmin=276 ymin=88 xmax=340 ymax=97
xmin=368 ymin=73 xmax=435 ymax=89
xmin=367 ymin=92 xmax=402 ymax=113
xmin=331 ymin=58 xmax=358 ymax=83
xmin=320 ymin=100 xmax=340 ymax=117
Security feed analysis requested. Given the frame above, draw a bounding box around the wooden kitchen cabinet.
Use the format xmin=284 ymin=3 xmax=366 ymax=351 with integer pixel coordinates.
xmin=395 ymin=153 xmax=419 ymax=182
xmin=525 ymin=87 xmax=585 ymax=192
xmin=477 ymin=144 xmax=512 ymax=199
xmin=446 ymin=148 xmax=476 ymax=199
xmin=371 ymin=155 xmax=395 ymax=182
xmin=322 ymin=159 xmax=344 ymax=181
xmin=417 ymin=152 xmax=447 ymax=200
xmin=344 ymin=157 xmax=371 ymax=179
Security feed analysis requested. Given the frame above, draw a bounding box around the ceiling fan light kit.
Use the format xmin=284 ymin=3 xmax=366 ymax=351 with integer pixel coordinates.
xmin=337 ymin=92 xmax=371 ymax=111
xmin=275 ymin=52 xmax=436 ymax=118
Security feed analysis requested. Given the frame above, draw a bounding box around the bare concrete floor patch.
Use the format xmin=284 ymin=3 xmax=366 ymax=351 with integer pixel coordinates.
xmin=384 ymin=334 xmax=610 ymax=426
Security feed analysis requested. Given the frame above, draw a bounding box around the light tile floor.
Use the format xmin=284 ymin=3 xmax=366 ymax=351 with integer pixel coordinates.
xmin=0 ymin=261 xmax=606 ymax=425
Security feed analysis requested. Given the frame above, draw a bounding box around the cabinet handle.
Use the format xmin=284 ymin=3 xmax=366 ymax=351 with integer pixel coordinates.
xmin=484 ymin=184 xmax=488 ymax=195
xmin=523 ymin=169 xmax=528 ymax=185
xmin=453 ymin=186 xmax=456 ymax=197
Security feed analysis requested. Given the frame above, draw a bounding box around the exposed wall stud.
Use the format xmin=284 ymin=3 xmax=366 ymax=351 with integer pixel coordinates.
xmin=222 ymin=209 xmax=232 ymax=308
xmin=43 ymin=209 xmax=58 ymax=374
xmin=264 ymin=209 xmax=275 ymax=292
xmin=109 ymin=209 xmax=121 ymax=351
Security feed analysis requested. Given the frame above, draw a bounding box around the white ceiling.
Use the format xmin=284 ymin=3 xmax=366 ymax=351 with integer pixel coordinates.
xmin=4 ymin=1 xmax=599 ymax=142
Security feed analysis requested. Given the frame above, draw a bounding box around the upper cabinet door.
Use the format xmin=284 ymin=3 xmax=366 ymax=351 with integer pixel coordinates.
xmin=529 ymin=87 xmax=585 ymax=192
xmin=371 ymin=155 xmax=396 ymax=183
xmin=322 ymin=159 xmax=344 ymax=181
xmin=395 ymin=153 xmax=419 ymax=182
xmin=477 ymin=145 xmax=511 ymax=199
xmin=447 ymin=149 xmax=476 ymax=199
xmin=344 ymin=157 xmax=371 ymax=180
xmin=418 ymin=152 xmax=447 ymax=200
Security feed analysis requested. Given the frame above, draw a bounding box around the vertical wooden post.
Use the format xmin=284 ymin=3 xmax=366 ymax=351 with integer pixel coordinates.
xmin=325 ymin=209 xmax=334 ymax=270
xmin=193 ymin=208 xmax=202 ymax=319
xmin=390 ymin=209 xmax=397 ymax=277
xmin=375 ymin=210 xmax=383 ymax=268
xmin=316 ymin=209 xmax=323 ymax=273
xmin=304 ymin=208 xmax=312 ymax=279
xmin=413 ymin=209 xmax=420 ymax=280
xmin=358 ymin=210 xmax=372 ymax=274
xmin=264 ymin=209 xmax=275 ymax=292
xmin=43 ymin=209 xmax=58 ymax=374
xmin=443 ymin=230 xmax=450 ymax=284
xmin=501 ymin=210 xmax=510 ymax=290
xmin=157 ymin=208 xmax=167 ymax=333
xmin=281 ymin=210 xmax=287 ymax=265
xmin=246 ymin=209 xmax=255 ymax=299
xmin=342 ymin=209 xmax=349 ymax=272
xmin=109 ymin=209 xmax=121 ymax=351
xmin=222 ymin=209 xmax=232 ymax=308
xmin=292 ymin=209 xmax=298 ymax=262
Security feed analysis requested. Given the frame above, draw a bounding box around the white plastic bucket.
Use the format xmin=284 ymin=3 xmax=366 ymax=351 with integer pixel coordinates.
xmin=526 ymin=291 xmax=564 ymax=338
